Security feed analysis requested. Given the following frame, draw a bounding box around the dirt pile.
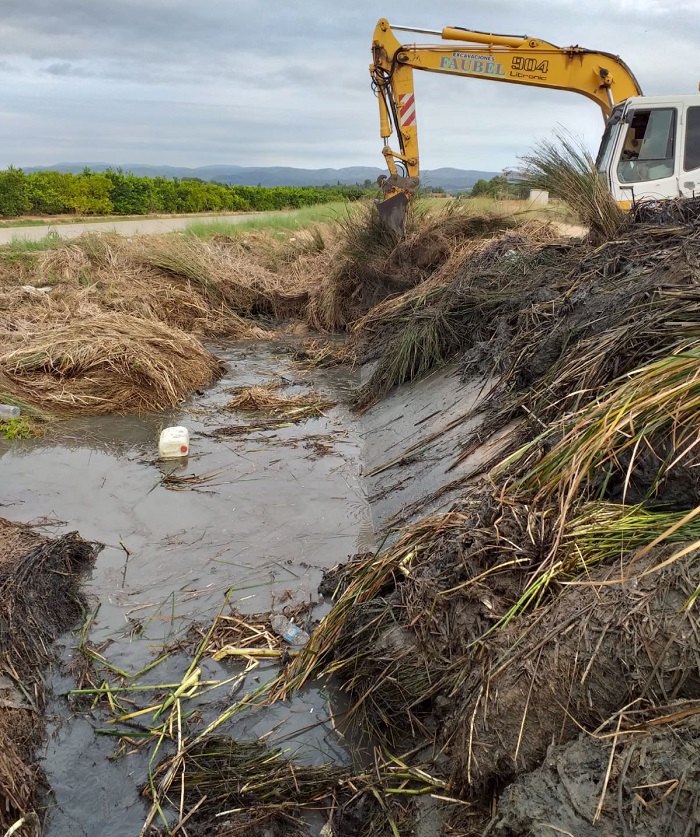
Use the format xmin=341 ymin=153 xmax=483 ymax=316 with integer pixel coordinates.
xmin=0 ymin=518 xmax=99 ymax=835
xmin=266 ymin=203 xmax=700 ymax=834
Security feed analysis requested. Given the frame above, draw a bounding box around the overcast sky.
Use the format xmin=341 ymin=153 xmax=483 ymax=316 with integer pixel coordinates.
xmin=1 ymin=0 xmax=698 ymax=173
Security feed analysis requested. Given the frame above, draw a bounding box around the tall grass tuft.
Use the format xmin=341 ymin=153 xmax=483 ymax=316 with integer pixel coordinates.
xmin=512 ymin=339 xmax=700 ymax=512
xmin=564 ymin=502 xmax=700 ymax=565
xmin=353 ymin=304 xmax=456 ymax=410
xmin=518 ymin=130 xmax=625 ymax=242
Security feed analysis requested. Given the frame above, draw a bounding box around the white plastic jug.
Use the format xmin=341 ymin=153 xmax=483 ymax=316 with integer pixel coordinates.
xmin=159 ymin=426 xmax=190 ymax=459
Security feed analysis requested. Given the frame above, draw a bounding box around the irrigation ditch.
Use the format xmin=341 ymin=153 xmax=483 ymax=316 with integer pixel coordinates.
xmin=2 ymin=199 xmax=700 ymax=836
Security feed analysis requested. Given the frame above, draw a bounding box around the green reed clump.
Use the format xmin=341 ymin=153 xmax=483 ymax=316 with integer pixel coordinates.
xmin=518 ymin=129 xmax=626 ymax=242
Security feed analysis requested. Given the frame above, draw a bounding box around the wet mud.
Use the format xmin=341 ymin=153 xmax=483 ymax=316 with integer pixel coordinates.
xmin=490 ymin=719 xmax=700 ymax=836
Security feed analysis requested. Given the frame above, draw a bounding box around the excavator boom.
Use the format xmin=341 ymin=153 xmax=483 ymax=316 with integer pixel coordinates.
xmin=371 ymin=19 xmax=644 ymax=234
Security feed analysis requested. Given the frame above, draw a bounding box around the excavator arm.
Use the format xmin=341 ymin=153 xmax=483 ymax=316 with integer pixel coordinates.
xmin=371 ymin=18 xmax=644 ymax=234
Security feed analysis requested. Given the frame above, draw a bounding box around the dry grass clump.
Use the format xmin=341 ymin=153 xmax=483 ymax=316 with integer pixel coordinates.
xmin=0 ymin=314 xmax=223 ymax=416
xmin=226 ymin=380 xmax=335 ymax=420
xmin=291 ymin=337 xmax=356 ymax=368
xmin=148 ymin=729 xmax=444 ymax=836
xmin=0 ymin=711 xmax=41 ymax=837
xmin=32 ymin=235 xmax=271 ymax=338
xmin=0 ymin=518 xmax=41 ymax=567
xmin=171 ymin=737 xmax=346 ymax=814
xmin=138 ymin=235 xmax=285 ymax=315
xmin=172 ymin=606 xmax=312 ymax=659
xmin=511 ymin=341 xmax=700 ymax=511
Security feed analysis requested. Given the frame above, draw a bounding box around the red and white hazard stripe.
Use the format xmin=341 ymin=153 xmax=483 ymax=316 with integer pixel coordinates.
xmin=398 ymin=93 xmax=416 ymax=128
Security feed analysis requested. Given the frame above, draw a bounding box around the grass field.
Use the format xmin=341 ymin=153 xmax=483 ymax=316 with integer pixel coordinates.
xmin=186 ymin=201 xmax=354 ymax=238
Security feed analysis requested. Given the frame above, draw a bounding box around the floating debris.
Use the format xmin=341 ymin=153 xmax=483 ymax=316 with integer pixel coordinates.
xmin=226 ymin=380 xmax=335 ymax=421
xmin=291 ymin=338 xmax=356 ymax=368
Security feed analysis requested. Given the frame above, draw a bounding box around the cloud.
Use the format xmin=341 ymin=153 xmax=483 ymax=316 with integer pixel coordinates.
xmin=42 ymin=61 xmax=91 ymax=78
xmin=0 ymin=0 xmax=697 ymax=170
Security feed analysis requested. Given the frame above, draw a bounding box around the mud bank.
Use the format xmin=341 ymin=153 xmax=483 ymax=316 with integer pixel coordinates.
xmin=360 ymin=362 xmax=503 ymax=531
xmin=0 ymin=519 xmax=99 ymax=835
xmin=276 ymin=207 xmax=700 ymax=835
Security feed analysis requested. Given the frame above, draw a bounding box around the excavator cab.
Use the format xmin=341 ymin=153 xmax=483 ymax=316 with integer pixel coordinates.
xmin=597 ymin=95 xmax=700 ymax=206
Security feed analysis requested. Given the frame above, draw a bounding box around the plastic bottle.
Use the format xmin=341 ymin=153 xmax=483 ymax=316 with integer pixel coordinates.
xmin=270 ymin=614 xmax=310 ymax=647
xmin=0 ymin=404 xmax=20 ymax=419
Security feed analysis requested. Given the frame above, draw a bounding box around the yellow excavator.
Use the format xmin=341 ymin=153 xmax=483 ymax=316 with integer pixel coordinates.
xmin=371 ymin=18 xmax=700 ymax=234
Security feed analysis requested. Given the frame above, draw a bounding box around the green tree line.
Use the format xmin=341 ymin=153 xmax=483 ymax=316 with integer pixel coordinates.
xmin=470 ymin=175 xmax=528 ymax=199
xmin=0 ymin=166 xmax=370 ymax=218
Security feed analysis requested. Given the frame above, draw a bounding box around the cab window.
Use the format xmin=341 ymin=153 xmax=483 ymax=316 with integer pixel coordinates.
xmin=617 ymin=108 xmax=676 ymax=183
xmin=684 ymin=107 xmax=700 ymax=171
xmin=596 ymin=106 xmax=624 ymax=173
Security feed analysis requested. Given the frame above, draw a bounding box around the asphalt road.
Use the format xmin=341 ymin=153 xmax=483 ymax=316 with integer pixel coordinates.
xmin=0 ymin=212 xmax=272 ymax=245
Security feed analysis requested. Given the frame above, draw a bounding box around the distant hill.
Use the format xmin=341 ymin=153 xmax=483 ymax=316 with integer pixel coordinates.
xmin=22 ymin=163 xmax=500 ymax=193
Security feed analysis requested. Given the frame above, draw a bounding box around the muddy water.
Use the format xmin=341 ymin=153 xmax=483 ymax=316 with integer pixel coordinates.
xmin=0 ymin=340 xmax=372 ymax=836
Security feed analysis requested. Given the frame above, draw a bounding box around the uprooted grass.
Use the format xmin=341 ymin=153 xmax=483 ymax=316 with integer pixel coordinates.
xmin=148 ymin=733 xmax=445 ymax=837
xmin=0 ymin=521 xmax=99 ymax=677
xmin=352 ymin=220 xmax=564 ymax=409
xmin=504 ymin=339 xmax=700 ymax=514
xmin=272 ymin=491 xmax=700 ymax=792
xmin=305 ymin=199 xmax=523 ymax=332
xmin=261 ymin=200 xmax=700 ymax=822
xmin=443 ymin=215 xmax=700 ymax=509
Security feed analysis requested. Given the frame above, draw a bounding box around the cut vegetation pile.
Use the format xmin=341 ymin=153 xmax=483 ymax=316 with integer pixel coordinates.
xmin=226 ymin=380 xmax=335 ymax=420
xmin=256 ymin=200 xmax=700 ymax=834
xmin=0 ymin=519 xmax=99 ymax=835
xmin=0 ymin=314 xmax=223 ymax=416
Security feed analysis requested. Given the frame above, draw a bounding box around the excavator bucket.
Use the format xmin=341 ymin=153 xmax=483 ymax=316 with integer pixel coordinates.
xmin=375 ymin=192 xmax=409 ymax=237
